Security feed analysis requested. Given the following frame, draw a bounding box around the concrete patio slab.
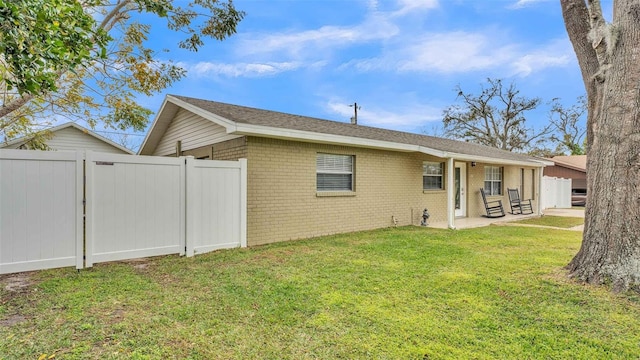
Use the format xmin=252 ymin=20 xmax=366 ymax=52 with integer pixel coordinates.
xmin=426 ymin=207 xmax=584 ymax=231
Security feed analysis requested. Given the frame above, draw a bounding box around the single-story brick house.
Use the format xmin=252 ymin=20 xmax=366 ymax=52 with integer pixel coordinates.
xmin=139 ymin=95 xmax=552 ymax=246
xmin=0 ymin=122 xmax=134 ymax=154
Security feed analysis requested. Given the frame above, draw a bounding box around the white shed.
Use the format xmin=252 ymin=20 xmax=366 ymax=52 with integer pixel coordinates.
xmin=0 ymin=122 xmax=133 ymax=154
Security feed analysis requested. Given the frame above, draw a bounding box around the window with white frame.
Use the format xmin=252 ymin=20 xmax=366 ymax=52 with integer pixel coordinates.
xmin=423 ymin=161 xmax=444 ymax=190
xmin=316 ymin=153 xmax=354 ymax=191
xmin=484 ymin=166 xmax=503 ymax=195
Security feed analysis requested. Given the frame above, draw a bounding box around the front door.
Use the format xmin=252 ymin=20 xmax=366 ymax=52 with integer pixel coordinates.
xmin=455 ymin=162 xmax=467 ymax=217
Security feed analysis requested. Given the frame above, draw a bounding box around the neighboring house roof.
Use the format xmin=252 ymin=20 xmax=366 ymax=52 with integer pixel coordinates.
xmin=549 ymin=155 xmax=586 ymax=172
xmin=140 ymin=95 xmax=553 ymax=167
xmin=0 ymin=122 xmax=134 ymax=154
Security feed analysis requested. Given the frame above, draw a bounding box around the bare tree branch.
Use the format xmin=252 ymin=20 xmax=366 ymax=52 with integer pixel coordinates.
xmin=442 ymin=78 xmax=545 ymax=152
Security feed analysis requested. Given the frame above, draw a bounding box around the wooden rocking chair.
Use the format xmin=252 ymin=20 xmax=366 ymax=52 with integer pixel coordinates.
xmin=507 ymin=188 xmax=534 ymax=215
xmin=480 ymin=188 xmax=505 ymax=218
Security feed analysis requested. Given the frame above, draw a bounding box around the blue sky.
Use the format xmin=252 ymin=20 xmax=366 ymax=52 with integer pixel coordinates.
xmin=115 ymin=0 xmax=607 ymax=150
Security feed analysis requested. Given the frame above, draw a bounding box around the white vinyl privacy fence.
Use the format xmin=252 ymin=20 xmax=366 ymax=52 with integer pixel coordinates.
xmin=0 ymin=151 xmax=84 ymax=274
xmin=0 ymin=149 xmax=246 ymax=274
xmin=541 ymin=176 xmax=572 ymax=209
xmin=186 ymin=158 xmax=247 ymax=256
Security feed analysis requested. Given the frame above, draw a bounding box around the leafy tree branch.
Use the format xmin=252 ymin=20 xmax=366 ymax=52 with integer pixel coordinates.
xmin=1 ymin=0 xmax=244 ymax=146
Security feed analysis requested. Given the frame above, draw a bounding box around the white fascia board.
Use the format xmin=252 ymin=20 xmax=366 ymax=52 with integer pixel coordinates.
xmin=231 ymin=123 xmax=448 ymax=157
xmin=166 ymin=95 xmax=237 ymax=130
xmin=535 ymin=159 xmax=556 ymax=166
xmin=443 ymin=152 xmax=553 ymax=167
xmin=190 ymin=106 xmax=548 ymax=166
xmin=519 ymin=158 xmax=555 ymax=167
xmin=138 ymin=97 xmax=173 ymax=154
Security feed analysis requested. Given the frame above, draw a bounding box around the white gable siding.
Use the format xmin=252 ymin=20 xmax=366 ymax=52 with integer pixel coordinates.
xmin=153 ymin=108 xmax=240 ymax=156
xmin=4 ymin=127 xmax=129 ymax=154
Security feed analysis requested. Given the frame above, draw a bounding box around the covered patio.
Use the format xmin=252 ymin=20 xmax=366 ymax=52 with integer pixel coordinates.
xmin=428 ymin=207 xmax=584 ymax=230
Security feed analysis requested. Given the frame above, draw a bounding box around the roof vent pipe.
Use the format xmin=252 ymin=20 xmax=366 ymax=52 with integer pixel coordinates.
xmin=349 ymin=102 xmax=360 ymax=125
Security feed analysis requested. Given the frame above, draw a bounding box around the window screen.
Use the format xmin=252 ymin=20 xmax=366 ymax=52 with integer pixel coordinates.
xmin=317 ymin=154 xmax=354 ymax=191
xmin=484 ymin=166 xmax=503 ymax=195
xmin=423 ymin=162 xmax=444 ymax=190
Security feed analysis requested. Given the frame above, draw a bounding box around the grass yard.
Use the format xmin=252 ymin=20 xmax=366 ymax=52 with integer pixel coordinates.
xmin=510 ymin=215 xmax=585 ymax=228
xmin=2 ymin=226 xmax=639 ymax=359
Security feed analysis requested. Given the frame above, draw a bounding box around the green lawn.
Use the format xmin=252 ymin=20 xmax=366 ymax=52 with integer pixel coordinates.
xmin=2 ymin=226 xmax=639 ymax=359
xmin=511 ymin=215 xmax=585 ymax=228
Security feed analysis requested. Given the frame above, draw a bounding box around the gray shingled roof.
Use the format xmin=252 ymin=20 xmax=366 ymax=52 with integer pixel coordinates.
xmin=171 ymin=95 xmax=545 ymax=165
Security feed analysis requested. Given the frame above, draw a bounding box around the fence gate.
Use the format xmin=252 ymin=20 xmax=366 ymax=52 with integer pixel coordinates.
xmin=85 ymin=152 xmax=187 ymax=267
xmin=0 ymin=150 xmax=83 ymax=274
xmin=541 ymin=176 xmax=572 ymax=209
xmin=1 ymin=150 xmax=246 ymax=274
xmin=186 ymin=158 xmax=247 ymax=256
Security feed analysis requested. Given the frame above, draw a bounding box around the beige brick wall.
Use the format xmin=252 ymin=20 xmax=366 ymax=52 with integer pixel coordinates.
xmin=193 ymin=135 xmax=541 ymax=246
xmin=468 ymin=164 xmax=540 ymax=217
xmin=244 ymin=137 xmax=451 ymax=246
xmin=212 ymin=137 xmax=248 ymax=160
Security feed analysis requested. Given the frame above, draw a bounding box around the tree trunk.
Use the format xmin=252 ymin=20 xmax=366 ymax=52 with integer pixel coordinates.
xmin=562 ymin=0 xmax=640 ymax=291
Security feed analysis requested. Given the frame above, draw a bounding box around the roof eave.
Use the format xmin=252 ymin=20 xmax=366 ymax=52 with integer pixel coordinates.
xmin=152 ymin=97 xmax=551 ymax=167
xmin=232 ymin=123 xmax=547 ymax=166
xmin=443 ymin=152 xmax=552 ymax=167
xmin=168 ymin=95 xmax=237 ymax=130
xmin=138 ymin=96 xmax=190 ymax=155
xmin=231 ymin=123 xmax=448 ymax=157
xmin=549 ymin=161 xmax=586 ymax=172
xmin=140 ymin=94 xmax=242 ymax=155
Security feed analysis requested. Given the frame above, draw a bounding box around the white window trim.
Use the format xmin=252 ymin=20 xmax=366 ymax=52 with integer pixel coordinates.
xmin=316 ymin=153 xmax=354 ymax=192
xmin=423 ymin=161 xmax=444 ymax=190
xmin=484 ymin=166 xmax=503 ymax=196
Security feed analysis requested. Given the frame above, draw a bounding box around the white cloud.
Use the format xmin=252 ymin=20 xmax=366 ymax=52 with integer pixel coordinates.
xmin=338 ymin=58 xmax=387 ymax=72
xmin=509 ymin=0 xmax=552 ymax=9
xmin=178 ymin=1 xmax=569 ymax=80
xmin=237 ymin=15 xmax=399 ymax=58
xmin=341 ymin=31 xmax=572 ymax=76
xmin=396 ymin=32 xmax=517 ymax=73
xmin=181 ymin=61 xmax=304 ymax=78
xmin=510 ymin=39 xmax=573 ymax=76
xmin=393 ymin=0 xmax=439 ymax=16
xmin=326 ymin=99 xmax=441 ymax=129
xmin=234 ymin=0 xmax=440 ymax=60
xmin=511 ymin=53 xmax=571 ymax=77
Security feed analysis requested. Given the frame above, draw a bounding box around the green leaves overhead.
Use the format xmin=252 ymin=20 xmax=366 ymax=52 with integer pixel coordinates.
xmin=1 ymin=0 xmax=245 ymax=146
xmin=0 ymin=0 xmax=108 ymax=95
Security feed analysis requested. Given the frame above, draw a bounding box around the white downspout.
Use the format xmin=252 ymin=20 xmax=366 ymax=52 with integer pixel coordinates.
xmin=447 ymin=157 xmax=455 ymax=229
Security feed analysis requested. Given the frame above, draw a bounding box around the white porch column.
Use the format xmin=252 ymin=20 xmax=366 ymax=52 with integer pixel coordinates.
xmin=447 ymin=157 xmax=455 ymax=229
xmin=537 ymin=166 xmax=544 ymax=215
